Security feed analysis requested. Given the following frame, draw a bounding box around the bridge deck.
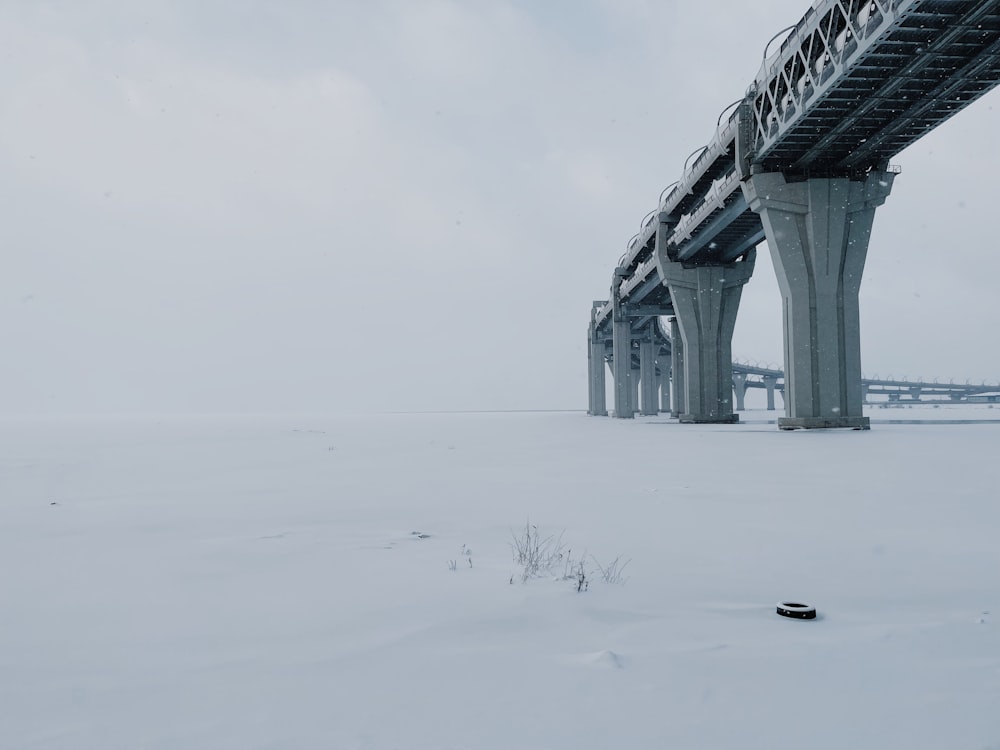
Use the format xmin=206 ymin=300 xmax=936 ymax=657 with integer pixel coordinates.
xmin=594 ymin=0 xmax=1000 ymax=333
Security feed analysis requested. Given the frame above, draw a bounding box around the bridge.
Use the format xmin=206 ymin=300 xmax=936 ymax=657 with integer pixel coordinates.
xmin=587 ymin=315 xmax=1000 ymax=416
xmin=733 ymin=363 xmax=1000 ymax=408
xmin=587 ymin=0 xmax=1000 ymax=429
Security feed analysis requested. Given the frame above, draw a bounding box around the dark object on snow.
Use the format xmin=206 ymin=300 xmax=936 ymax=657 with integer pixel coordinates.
xmin=776 ymin=602 xmax=816 ymax=620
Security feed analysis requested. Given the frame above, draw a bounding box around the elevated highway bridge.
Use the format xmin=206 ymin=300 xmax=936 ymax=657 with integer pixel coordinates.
xmin=587 ymin=0 xmax=1000 ymax=429
xmin=732 ymin=365 xmax=1000 ymax=408
xmin=591 ymin=317 xmax=1000 ymax=415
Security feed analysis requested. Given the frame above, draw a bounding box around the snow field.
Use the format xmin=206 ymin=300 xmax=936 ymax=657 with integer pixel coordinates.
xmin=2 ymin=410 xmax=999 ymax=749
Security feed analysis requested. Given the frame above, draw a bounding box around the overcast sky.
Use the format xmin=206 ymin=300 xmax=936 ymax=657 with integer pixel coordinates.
xmin=2 ymin=0 xmax=999 ymax=415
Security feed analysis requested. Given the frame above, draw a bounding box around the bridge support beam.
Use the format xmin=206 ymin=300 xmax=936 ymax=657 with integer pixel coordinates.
xmin=639 ymin=325 xmax=659 ymax=416
xmin=732 ymin=372 xmax=748 ymax=412
xmin=669 ymin=317 xmax=684 ymax=418
xmin=658 ymin=252 xmax=756 ymax=423
xmin=763 ymin=375 xmax=778 ymax=411
xmin=631 ymin=364 xmax=641 ymax=415
xmin=743 ymin=171 xmax=894 ymax=430
xmin=611 ymin=329 xmax=633 ymax=418
xmin=611 ymin=271 xmax=634 ymax=419
xmin=587 ymin=323 xmax=607 ymax=416
xmin=658 ymin=359 xmax=670 ymax=413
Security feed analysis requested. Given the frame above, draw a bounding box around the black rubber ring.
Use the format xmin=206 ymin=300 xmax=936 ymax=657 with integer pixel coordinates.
xmin=776 ymin=601 xmax=817 ymax=619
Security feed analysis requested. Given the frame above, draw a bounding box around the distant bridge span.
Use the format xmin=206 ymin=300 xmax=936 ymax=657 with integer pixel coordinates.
xmin=588 ymin=0 xmax=1000 ymax=429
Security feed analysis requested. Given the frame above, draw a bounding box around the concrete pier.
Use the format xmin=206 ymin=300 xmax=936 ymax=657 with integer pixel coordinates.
xmin=639 ymin=325 xmax=658 ymax=416
xmin=669 ymin=317 xmax=684 ymax=418
xmin=743 ymin=171 xmax=894 ymax=429
xmin=732 ymin=372 xmax=748 ymax=412
xmin=611 ymin=269 xmax=634 ymax=419
xmin=763 ymin=375 xmax=778 ymax=411
xmin=586 ymin=327 xmax=607 ymax=417
xmin=657 ymin=250 xmax=756 ymax=423
xmin=631 ymin=363 xmax=641 ymax=415
xmin=587 ymin=302 xmax=608 ymax=416
xmin=658 ymin=358 xmax=670 ymax=413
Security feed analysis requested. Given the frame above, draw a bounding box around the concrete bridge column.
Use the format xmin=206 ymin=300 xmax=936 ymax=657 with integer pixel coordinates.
xmin=669 ymin=317 xmax=684 ymax=418
xmin=742 ymin=171 xmax=894 ymax=430
xmin=639 ymin=326 xmax=658 ymax=416
xmin=657 ymin=251 xmax=756 ymax=423
xmin=631 ymin=360 xmax=641 ymax=415
xmin=586 ymin=321 xmax=607 ymax=416
xmin=611 ymin=270 xmax=634 ymax=419
xmin=763 ymin=375 xmax=778 ymax=411
xmin=658 ymin=359 xmax=671 ymax=413
xmin=732 ymin=372 xmax=748 ymax=412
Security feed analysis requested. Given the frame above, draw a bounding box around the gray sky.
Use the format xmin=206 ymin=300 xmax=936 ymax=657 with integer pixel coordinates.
xmin=3 ymin=0 xmax=999 ymax=415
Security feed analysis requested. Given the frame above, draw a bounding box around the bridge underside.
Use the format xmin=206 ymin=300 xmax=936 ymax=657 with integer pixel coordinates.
xmin=589 ymin=0 xmax=1000 ymax=429
xmin=753 ymin=0 xmax=1000 ymax=176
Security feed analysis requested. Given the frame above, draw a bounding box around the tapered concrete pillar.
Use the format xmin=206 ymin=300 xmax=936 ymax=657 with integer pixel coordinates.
xmin=639 ymin=325 xmax=658 ymax=416
xmin=743 ymin=171 xmax=894 ymax=429
xmin=657 ymin=252 xmax=756 ymax=423
xmin=763 ymin=375 xmax=778 ymax=411
xmin=658 ymin=359 xmax=671 ymax=413
xmin=732 ymin=372 xmax=748 ymax=411
xmin=669 ymin=317 xmax=684 ymax=418
xmin=611 ymin=270 xmax=634 ymax=419
xmin=587 ymin=323 xmax=608 ymax=416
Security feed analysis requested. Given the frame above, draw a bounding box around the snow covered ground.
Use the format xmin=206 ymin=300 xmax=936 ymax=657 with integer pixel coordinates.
xmin=2 ymin=407 xmax=999 ymax=749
